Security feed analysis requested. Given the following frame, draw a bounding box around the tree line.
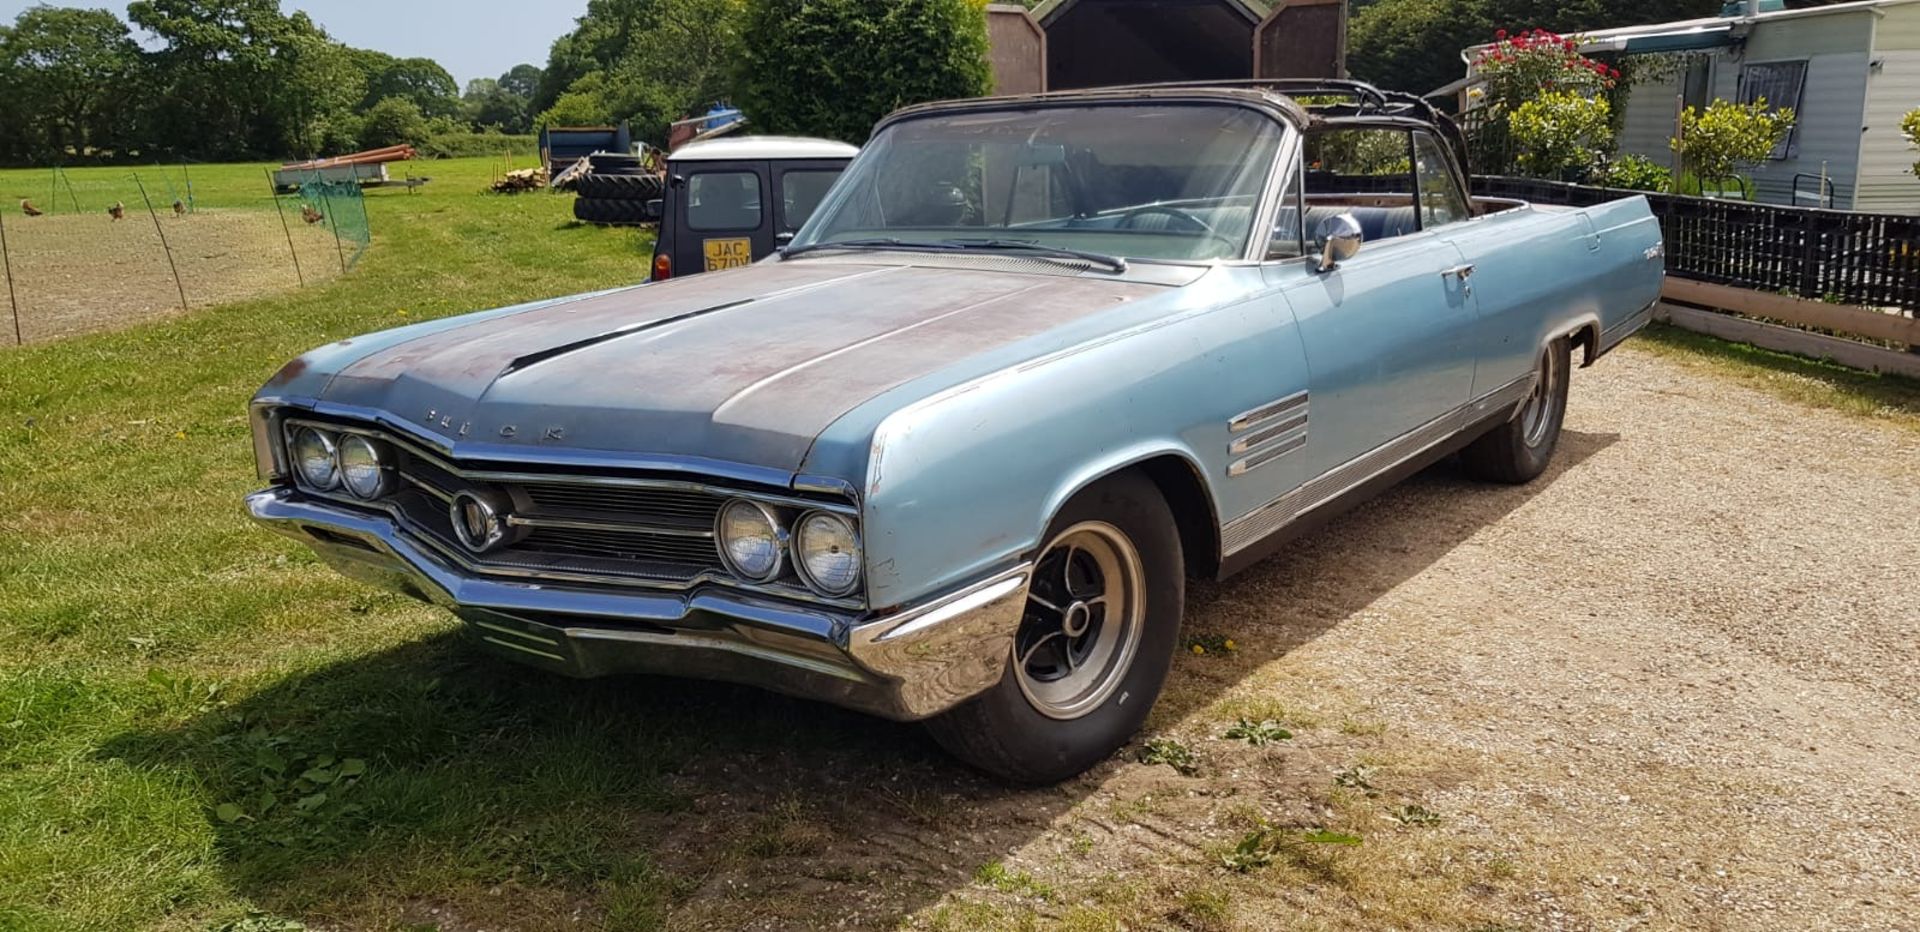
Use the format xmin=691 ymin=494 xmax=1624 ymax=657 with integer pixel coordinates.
xmin=0 ymin=0 xmax=546 ymax=166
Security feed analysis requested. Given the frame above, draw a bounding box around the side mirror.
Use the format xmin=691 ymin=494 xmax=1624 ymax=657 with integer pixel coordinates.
xmin=1315 ymin=213 xmax=1363 ymax=272
xmin=645 ymin=198 xmax=663 ymax=219
xmin=775 ymin=231 xmax=795 ymax=245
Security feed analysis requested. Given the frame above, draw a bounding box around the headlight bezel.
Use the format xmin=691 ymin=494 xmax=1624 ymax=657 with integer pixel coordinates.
xmin=337 ymin=434 xmax=394 ymax=500
xmin=793 ymin=510 xmax=863 ymax=597
xmin=715 ymin=498 xmax=787 ymax=584
xmin=291 ymin=426 xmax=341 ymax=491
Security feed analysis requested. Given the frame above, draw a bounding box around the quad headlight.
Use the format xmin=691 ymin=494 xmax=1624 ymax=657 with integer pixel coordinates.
xmin=794 ymin=511 xmax=862 ymax=597
xmin=716 ymin=499 xmax=784 ymax=582
xmin=337 ymin=434 xmax=394 ymax=500
xmin=291 ymin=427 xmax=340 ymax=491
xmin=287 ymin=425 xmax=395 ymax=501
xmin=714 ymin=499 xmax=863 ymax=597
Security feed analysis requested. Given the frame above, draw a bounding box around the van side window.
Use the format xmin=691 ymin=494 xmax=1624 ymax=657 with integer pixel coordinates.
xmin=779 ymin=169 xmax=840 ymax=233
xmin=687 ymin=172 xmax=763 ymax=232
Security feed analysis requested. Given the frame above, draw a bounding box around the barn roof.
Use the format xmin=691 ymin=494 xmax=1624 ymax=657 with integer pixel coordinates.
xmin=1031 ymin=0 xmax=1276 ymax=28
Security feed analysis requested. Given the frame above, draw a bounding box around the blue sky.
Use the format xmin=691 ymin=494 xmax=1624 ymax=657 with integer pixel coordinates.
xmin=0 ymin=0 xmax=589 ymax=87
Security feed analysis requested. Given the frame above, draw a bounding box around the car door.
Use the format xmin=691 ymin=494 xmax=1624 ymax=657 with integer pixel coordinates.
xmin=1276 ymin=126 xmax=1480 ymax=481
xmin=673 ymin=160 xmax=772 ymax=275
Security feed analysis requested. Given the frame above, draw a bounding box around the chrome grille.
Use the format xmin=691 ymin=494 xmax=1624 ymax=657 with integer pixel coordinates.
xmin=519 ymin=483 xmax=720 ymax=526
xmin=386 ymin=449 xmax=725 ymax=578
xmin=521 ymin=526 xmax=720 ymax=564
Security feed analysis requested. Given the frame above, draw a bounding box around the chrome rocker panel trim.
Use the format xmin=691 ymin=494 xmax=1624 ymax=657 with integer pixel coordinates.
xmin=246 ymin=487 xmax=1031 ymax=721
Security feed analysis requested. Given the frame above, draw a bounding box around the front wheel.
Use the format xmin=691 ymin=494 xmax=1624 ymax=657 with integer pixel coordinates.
xmin=926 ymin=472 xmax=1183 ymax=784
xmin=1460 ymin=338 xmax=1571 ymax=484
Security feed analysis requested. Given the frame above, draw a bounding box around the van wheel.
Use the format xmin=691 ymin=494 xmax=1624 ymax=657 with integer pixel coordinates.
xmin=926 ymin=472 xmax=1183 ymax=784
xmin=1461 ymin=338 xmax=1570 ymax=484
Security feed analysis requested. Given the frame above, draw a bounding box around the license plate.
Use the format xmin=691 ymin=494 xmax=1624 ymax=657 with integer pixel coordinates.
xmin=703 ymin=238 xmax=753 ymax=271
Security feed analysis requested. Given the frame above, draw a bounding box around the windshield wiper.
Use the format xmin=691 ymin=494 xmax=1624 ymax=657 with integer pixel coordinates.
xmin=939 ymin=238 xmax=1128 ymax=273
xmin=780 ymin=237 xmax=962 ymax=260
xmin=782 ymin=236 xmax=1128 ymax=273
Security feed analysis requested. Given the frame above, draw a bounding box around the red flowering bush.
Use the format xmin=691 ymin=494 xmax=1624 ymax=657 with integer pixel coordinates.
xmin=1471 ymin=28 xmax=1620 ymax=113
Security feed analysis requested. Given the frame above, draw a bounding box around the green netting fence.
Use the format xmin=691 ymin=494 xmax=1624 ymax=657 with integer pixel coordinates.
xmin=0 ymin=165 xmax=372 ymax=346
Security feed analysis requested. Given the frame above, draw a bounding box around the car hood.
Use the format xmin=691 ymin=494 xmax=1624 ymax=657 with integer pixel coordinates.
xmin=295 ymin=258 xmax=1180 ymax=474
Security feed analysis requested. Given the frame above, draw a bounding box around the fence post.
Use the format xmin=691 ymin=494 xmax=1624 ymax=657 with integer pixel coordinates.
xmin=267 ymin=170 xmax=306 ymax=287
xmin=133 ymin=174 xmax=190 ymax=315
xmin=0 ymin=211 xmax=21 ymax=346
xmin=316 ymin=181 xmax=349 ymax=274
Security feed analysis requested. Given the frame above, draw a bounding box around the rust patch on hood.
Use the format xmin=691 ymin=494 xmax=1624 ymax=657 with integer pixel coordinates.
xmin=318 ymin=261 xmax=1168 ymax=470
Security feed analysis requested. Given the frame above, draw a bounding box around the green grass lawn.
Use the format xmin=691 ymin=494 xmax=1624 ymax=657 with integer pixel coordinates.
xmin=6 ymin=160 xmax=1920 ymax=932
xmin=0 ymin=156 xmax=697 ymax=931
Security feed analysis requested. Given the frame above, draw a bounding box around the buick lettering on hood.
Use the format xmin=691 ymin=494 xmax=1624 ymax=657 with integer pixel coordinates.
xmin=247 ymin=81 xmax=1663 ymax=783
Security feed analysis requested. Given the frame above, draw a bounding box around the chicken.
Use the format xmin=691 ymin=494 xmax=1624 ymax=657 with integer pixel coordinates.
xmin=300 ymin=203 xmax=325 ymax=225
xmin=172 ymin=200 xmax=186 ymax=216
xmin=108 ymin=201 xmax=125 ymax=221
xmin=20 ymin=199 xmax=42 ymax=217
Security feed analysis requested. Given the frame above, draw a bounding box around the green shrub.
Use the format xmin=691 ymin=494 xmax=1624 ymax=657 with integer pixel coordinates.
xmin=419 ymin=131 xmax=538 ymax=160
xmin=358 ymin=96 xmax=430 ymax=148
xmin=735 ymin=0 xmax=992 ymax=143
xmin=1903 ymin=107 xmax=1920 ymax=179
xmin=1600 ymin=153 xmax=1673 ymax=192
xmin=1671 ymin=98 xmax=1795 ymax=192
xmin=1509 ymin=89 xmax=1612 ymax=179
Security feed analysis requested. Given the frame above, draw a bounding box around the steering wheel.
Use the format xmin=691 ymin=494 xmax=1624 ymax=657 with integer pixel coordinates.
xmin=1118 ymin=205 xmax=1218 ymax=237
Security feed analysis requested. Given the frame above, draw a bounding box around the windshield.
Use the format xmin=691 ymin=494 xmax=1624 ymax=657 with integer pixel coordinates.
xmin=788 ymin=104 xmax=1287 ymax=264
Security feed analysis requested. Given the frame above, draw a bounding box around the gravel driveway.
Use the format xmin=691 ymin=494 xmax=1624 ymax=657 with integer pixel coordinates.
xmin=1167 ymin=344 xmax=1920 ymax=930
xmin=876 ymin=343 xmax=1919 ymax=931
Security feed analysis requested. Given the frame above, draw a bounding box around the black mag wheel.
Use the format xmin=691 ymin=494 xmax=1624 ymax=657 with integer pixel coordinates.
xmin=926 ymin=471 xmax=1183 ymax=784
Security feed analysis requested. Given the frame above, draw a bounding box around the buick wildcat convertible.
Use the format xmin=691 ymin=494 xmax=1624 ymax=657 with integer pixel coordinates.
xmin=247 ymin=81 xmax=1664 ymax=782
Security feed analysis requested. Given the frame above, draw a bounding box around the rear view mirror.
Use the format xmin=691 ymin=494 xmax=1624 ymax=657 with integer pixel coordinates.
xmin=1315 ymin=213 xmax=1363 ymax=272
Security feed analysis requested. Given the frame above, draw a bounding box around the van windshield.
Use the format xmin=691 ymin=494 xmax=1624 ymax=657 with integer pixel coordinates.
xmin=787 ymin=104 xmax=1286 ymax=264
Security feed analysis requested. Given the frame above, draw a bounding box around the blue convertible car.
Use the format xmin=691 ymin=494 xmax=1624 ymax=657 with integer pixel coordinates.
xmin=247 ymin=81 xmax=1664 ymax=782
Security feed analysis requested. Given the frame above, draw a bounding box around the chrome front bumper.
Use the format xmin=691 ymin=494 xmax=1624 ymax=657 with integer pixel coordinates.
xmin=245 ymin=488 xmax=1030 ymax=721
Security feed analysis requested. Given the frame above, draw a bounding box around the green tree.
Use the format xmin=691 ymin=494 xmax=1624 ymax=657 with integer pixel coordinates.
xmin=129 ymin=0 xmax=357 ymax=158
xmin=1508 ymin=89 xmax=1611 ymax=178
xmin=357 ymin=95 xmax=430 ymax=147
xmin=499 ymin=63 xmax=543 ymax=99
xmin=736 ymin=0 xmax=991 ymax=143
xmin=0 ymin=6 xmax=144 ymax=161
xmin=1671 ymin=97 xmax=1795 ymax=192
xmin=357 ymin=51 xmax=460 ymax=118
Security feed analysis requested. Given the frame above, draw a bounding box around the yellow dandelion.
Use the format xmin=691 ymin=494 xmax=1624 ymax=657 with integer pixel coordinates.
xmin=1191 ymin=644 xmax=1205 ymax=655
xmin=1225 ymin=639 xmax=1238 ymax=652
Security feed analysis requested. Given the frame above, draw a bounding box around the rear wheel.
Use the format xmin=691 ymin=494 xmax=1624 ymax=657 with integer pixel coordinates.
xmin=1461 ymin=338 xmax=1571 ymax=484
xmin=926 ymin=472 xmax=1183 ymax=784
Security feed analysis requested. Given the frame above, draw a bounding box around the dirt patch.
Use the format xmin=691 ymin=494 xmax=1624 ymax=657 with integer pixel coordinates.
xmin=0 ymin=207 xmax=341 ymax=343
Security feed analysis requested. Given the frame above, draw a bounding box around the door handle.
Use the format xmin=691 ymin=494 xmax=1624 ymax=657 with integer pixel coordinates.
xmin=1441 ymin=264 xmax=1476 ymax=280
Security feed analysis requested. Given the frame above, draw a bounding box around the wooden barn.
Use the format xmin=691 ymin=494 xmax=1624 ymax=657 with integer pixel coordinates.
xmin=1000 ymin=0 xmax=1346 ymax=92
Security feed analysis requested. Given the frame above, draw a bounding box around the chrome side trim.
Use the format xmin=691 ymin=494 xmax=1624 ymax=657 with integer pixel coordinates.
xmin=1229 ymin=391 xmax=1309 ymax=433
xmin=1228 ymin=430 xmax=1308 ymax=477
xmin=1229 ymin=411 xmax=1309 ymax=455
xmin=1220 ymin=374 xmax=1534 ymax=555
